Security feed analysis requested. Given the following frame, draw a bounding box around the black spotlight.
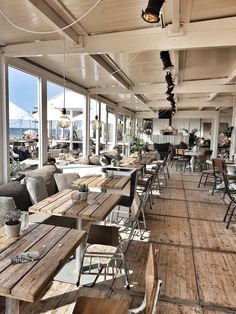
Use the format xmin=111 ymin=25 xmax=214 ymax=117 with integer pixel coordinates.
xmin=167 ymin=93 xmax=174 ymax=102
xmin=141 ymin=0 xmax=165 ymax=23
xmin=166 ymin=86 xmax=174 ymax=95
xmin=165 ymin=72 xmax=175 ymax=88
xmin=160 ymin=51 xmax=173 ymax=70
xmin=170 ymin=99 xmax=176 ymax=107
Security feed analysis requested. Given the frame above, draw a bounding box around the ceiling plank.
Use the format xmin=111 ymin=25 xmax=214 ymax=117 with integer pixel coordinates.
xmin=4 ymin=16 xmax=236 ymax=56
xmin=28 ymin=0 xmax=81 ymax=43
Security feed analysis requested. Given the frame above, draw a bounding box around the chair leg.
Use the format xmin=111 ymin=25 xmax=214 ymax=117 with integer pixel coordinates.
xmin=226 ymin=205 xmax=236 ymax=229
xmin=204 ymin=174 xmax=209 ymax=186
xmin=198 ymin=174 xmax=204 ymax=188
xmin=223 ymin=201 xmax=232 ymax=222
xmin=120 ymin=250 xmax=130 ymax=289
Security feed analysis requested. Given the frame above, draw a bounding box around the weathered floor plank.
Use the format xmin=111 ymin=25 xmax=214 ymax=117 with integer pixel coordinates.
xmin=146 ymin=216 xmax=192 ymax=246
xmin=190 ymin=220 xmax=236 ymax=252
xmin=194 ymin=250 xmax=236 ymax=310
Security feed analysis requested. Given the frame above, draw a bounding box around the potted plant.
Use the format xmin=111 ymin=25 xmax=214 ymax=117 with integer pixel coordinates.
xmin=78 ymin=184 xmax=89 ymax=200
xmin=4 ymin=208 xmax=22 ymax=239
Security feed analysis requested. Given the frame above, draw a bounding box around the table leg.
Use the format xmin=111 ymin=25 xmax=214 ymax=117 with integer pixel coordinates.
xmin=76 ymin=218 xmax=85 ymax=274
xmin=190 ymin=156 xmax=195 ymax=172
xmin=5 ymin=298 xmax=19 ymax=314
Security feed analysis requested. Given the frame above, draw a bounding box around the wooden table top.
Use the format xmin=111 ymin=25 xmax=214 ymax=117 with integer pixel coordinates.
xmin=71 ymin=174 xmax=130 ymax=191
xmin=29 ymin=189 xmax=122 ymax=221
xmin=0 ymin=223 xmax=86 ymax=302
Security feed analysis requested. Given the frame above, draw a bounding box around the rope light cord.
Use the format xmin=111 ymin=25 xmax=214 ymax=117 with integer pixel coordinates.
xmin=0 ymin=0 xmax=102 ymax=35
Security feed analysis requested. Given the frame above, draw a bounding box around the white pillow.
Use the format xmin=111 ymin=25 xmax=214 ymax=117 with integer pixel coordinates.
xmin=22 ymin=176 xmax=48 ymax=204
xmin=54 ymin=173 xmax=80 ymax=191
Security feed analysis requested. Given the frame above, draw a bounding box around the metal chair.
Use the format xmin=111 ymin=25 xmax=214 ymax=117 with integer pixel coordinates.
xmin=77 ymin=223 xmax=130 ymax=289
xmin=73 ymin=243 xmax=162 ymax=314
xmin=198 ymin=158 xmax=226 ymax=195
xmin=175 ymin=148 xmax=190 ymax=172
xmin=109 ymin=192 xmax=146 ymax=241
xmin=222 ymin=171 xmax=236 ymax=228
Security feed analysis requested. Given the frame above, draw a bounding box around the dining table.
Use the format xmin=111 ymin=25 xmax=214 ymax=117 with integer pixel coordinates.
xmin=71 ymin=174 xmax=131 ymax=194
xmin=0 ymin=223 xmax=86 ymax=314
xmin=184 ymin=149 xmax=204 ymax=172
xmin=29 ymin=189 xmax=122 ymax=279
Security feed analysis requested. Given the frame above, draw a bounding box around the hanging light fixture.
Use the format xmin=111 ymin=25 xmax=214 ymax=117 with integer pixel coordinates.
xmin=91 ymin=114 xmax=102 ymax=130
xmin=58 ymin=38 xmax=71 ymax=129
xmin=118 ymin=119 xmax=123 ymax=131
xmin=160 ymin=51 xmax=173 ymax=70
xmin=141 ymin=0 xmax=165 ymax=23
xmin=91 ymin=85 xmax=102 ymax=130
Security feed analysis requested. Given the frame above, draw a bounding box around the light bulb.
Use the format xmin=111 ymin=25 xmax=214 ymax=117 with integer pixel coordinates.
xmin=58 ymin=108 xmax=71 ymax=128
xmin=92 ymin=115 xmax=102 ymax=129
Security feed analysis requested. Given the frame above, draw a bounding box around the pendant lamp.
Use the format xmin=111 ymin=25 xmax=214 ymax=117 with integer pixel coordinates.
xmin=58 ymin=38 xmax=71 ymax=129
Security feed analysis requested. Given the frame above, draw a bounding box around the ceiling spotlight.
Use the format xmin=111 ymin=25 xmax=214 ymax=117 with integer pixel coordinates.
xmin=141 ymin=0 xmax=165 ymax=23
xmin=166 ymin=86 xmax=174 ymax=95
xmin=171 ymin=99 xmax=176 ymax=107
xmin=165 ymin=72 xmax=175 ymax=88
xmin=160 ymin=51 xmax=173 ymax=70
xmin=167 ymin=94 xmax=174 ymax=102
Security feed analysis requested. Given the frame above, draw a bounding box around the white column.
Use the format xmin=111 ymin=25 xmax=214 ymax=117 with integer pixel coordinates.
xmin=230 ymin=103 xmax=236 ymax=158
xmin=114 ymin=107 xmax=118 ymax=146
xmin=0 ymin=54 xmax=9 ymax=183
xmin=38 ymin=78 xmax=48 ymax=167
xmin=83 ymin=94 xmax=90 ymax=156
xmin=95 ymin=101 xmax=101 ymax=155
xmin=69 ymin=109 xmax=73 ymax=150
xmin=211 ymin=112 xmax=220 ymax=158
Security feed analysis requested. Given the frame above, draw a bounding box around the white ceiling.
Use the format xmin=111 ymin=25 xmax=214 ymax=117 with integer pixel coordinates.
xmin=1 ymin=0 xmax=236 ymax=115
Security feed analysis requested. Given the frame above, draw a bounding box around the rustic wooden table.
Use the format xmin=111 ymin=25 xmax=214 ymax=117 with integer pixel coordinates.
xmin=0 ymin=223 xmax=86 ymax=314
xmin=29 ymin=189 xmax=122 ymax=277
xmin=71 ymin=174 xmax=130 ymax=192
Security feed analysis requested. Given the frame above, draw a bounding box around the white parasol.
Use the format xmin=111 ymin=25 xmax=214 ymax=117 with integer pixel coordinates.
xmin=32 ymin=107 xmax=62 ymax=121
xmin=9 ymin=102 xmax=34 ymax=120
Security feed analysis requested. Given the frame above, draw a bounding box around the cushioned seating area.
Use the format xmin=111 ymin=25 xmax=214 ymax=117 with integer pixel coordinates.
xmin=0 ymin=181 xmax=31 ymax=211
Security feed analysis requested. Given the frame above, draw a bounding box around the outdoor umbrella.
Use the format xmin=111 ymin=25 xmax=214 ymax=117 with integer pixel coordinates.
xmin=9 ymin=102 xmax=34 ymax=120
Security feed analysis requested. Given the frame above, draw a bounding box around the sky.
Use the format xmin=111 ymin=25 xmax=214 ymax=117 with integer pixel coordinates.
xmin=8 ymin=66 xmax=63 ymax=114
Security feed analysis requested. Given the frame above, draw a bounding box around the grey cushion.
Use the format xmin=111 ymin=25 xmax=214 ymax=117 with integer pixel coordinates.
xmin=54 ymin=173 xmax=80 ymax=191
xmin=0 ymin=196 xmax=16 ymax=226
xmin=22 ymin=164 xmax=59 ymax=196
xmin=0 ymin=182 xmax=31 ymax=211
xmin=89 ymin=155 xmax=101 ymax=165
xmin=21 ymin=176 xmax=48 ymax=204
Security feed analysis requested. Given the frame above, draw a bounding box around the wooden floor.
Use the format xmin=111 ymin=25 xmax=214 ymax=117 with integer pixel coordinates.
xmin=2 ymin=169 xmax=236 ymax=313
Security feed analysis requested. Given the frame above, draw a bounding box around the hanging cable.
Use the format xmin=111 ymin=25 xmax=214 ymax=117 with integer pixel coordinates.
xmin=0 ymin=0 xmax=102 ymax=35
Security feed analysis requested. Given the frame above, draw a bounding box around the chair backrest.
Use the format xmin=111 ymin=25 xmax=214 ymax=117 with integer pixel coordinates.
xmin=145 ymin=244 xmax=162 ymax=314
xmin=212 ymin=158 xmax=226 ymax=173
xmin=130 ymin=192 xmax=142 ymax=221
xmin=222 ymin=171 xmax=235 ymax=201
xmin=175 ymin=148 xmax=185 ymax=156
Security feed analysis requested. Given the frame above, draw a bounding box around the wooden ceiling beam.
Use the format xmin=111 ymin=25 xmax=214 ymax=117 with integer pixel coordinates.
xmin=4 ymin=16 xmax=236 ymax=56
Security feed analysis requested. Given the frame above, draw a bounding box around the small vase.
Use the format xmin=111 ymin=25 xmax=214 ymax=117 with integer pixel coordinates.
xmin=4 ymin=221 xmax=21 ymax=239
xmin=80 ymin=191 xmax=88 ymax=201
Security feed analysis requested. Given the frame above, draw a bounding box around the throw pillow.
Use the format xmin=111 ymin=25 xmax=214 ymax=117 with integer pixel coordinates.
xmin=21 ymin=176 xmax=48 ymax=204
xmin=54 ymin=173 xmax=80 ymax=191
xmin=21 ymin=164 xmax=59 ymax=196
xmin=0 ymin=196 xmax=16 ymax=226
xmin=89 ymin=155 xmax=101 ymax=165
